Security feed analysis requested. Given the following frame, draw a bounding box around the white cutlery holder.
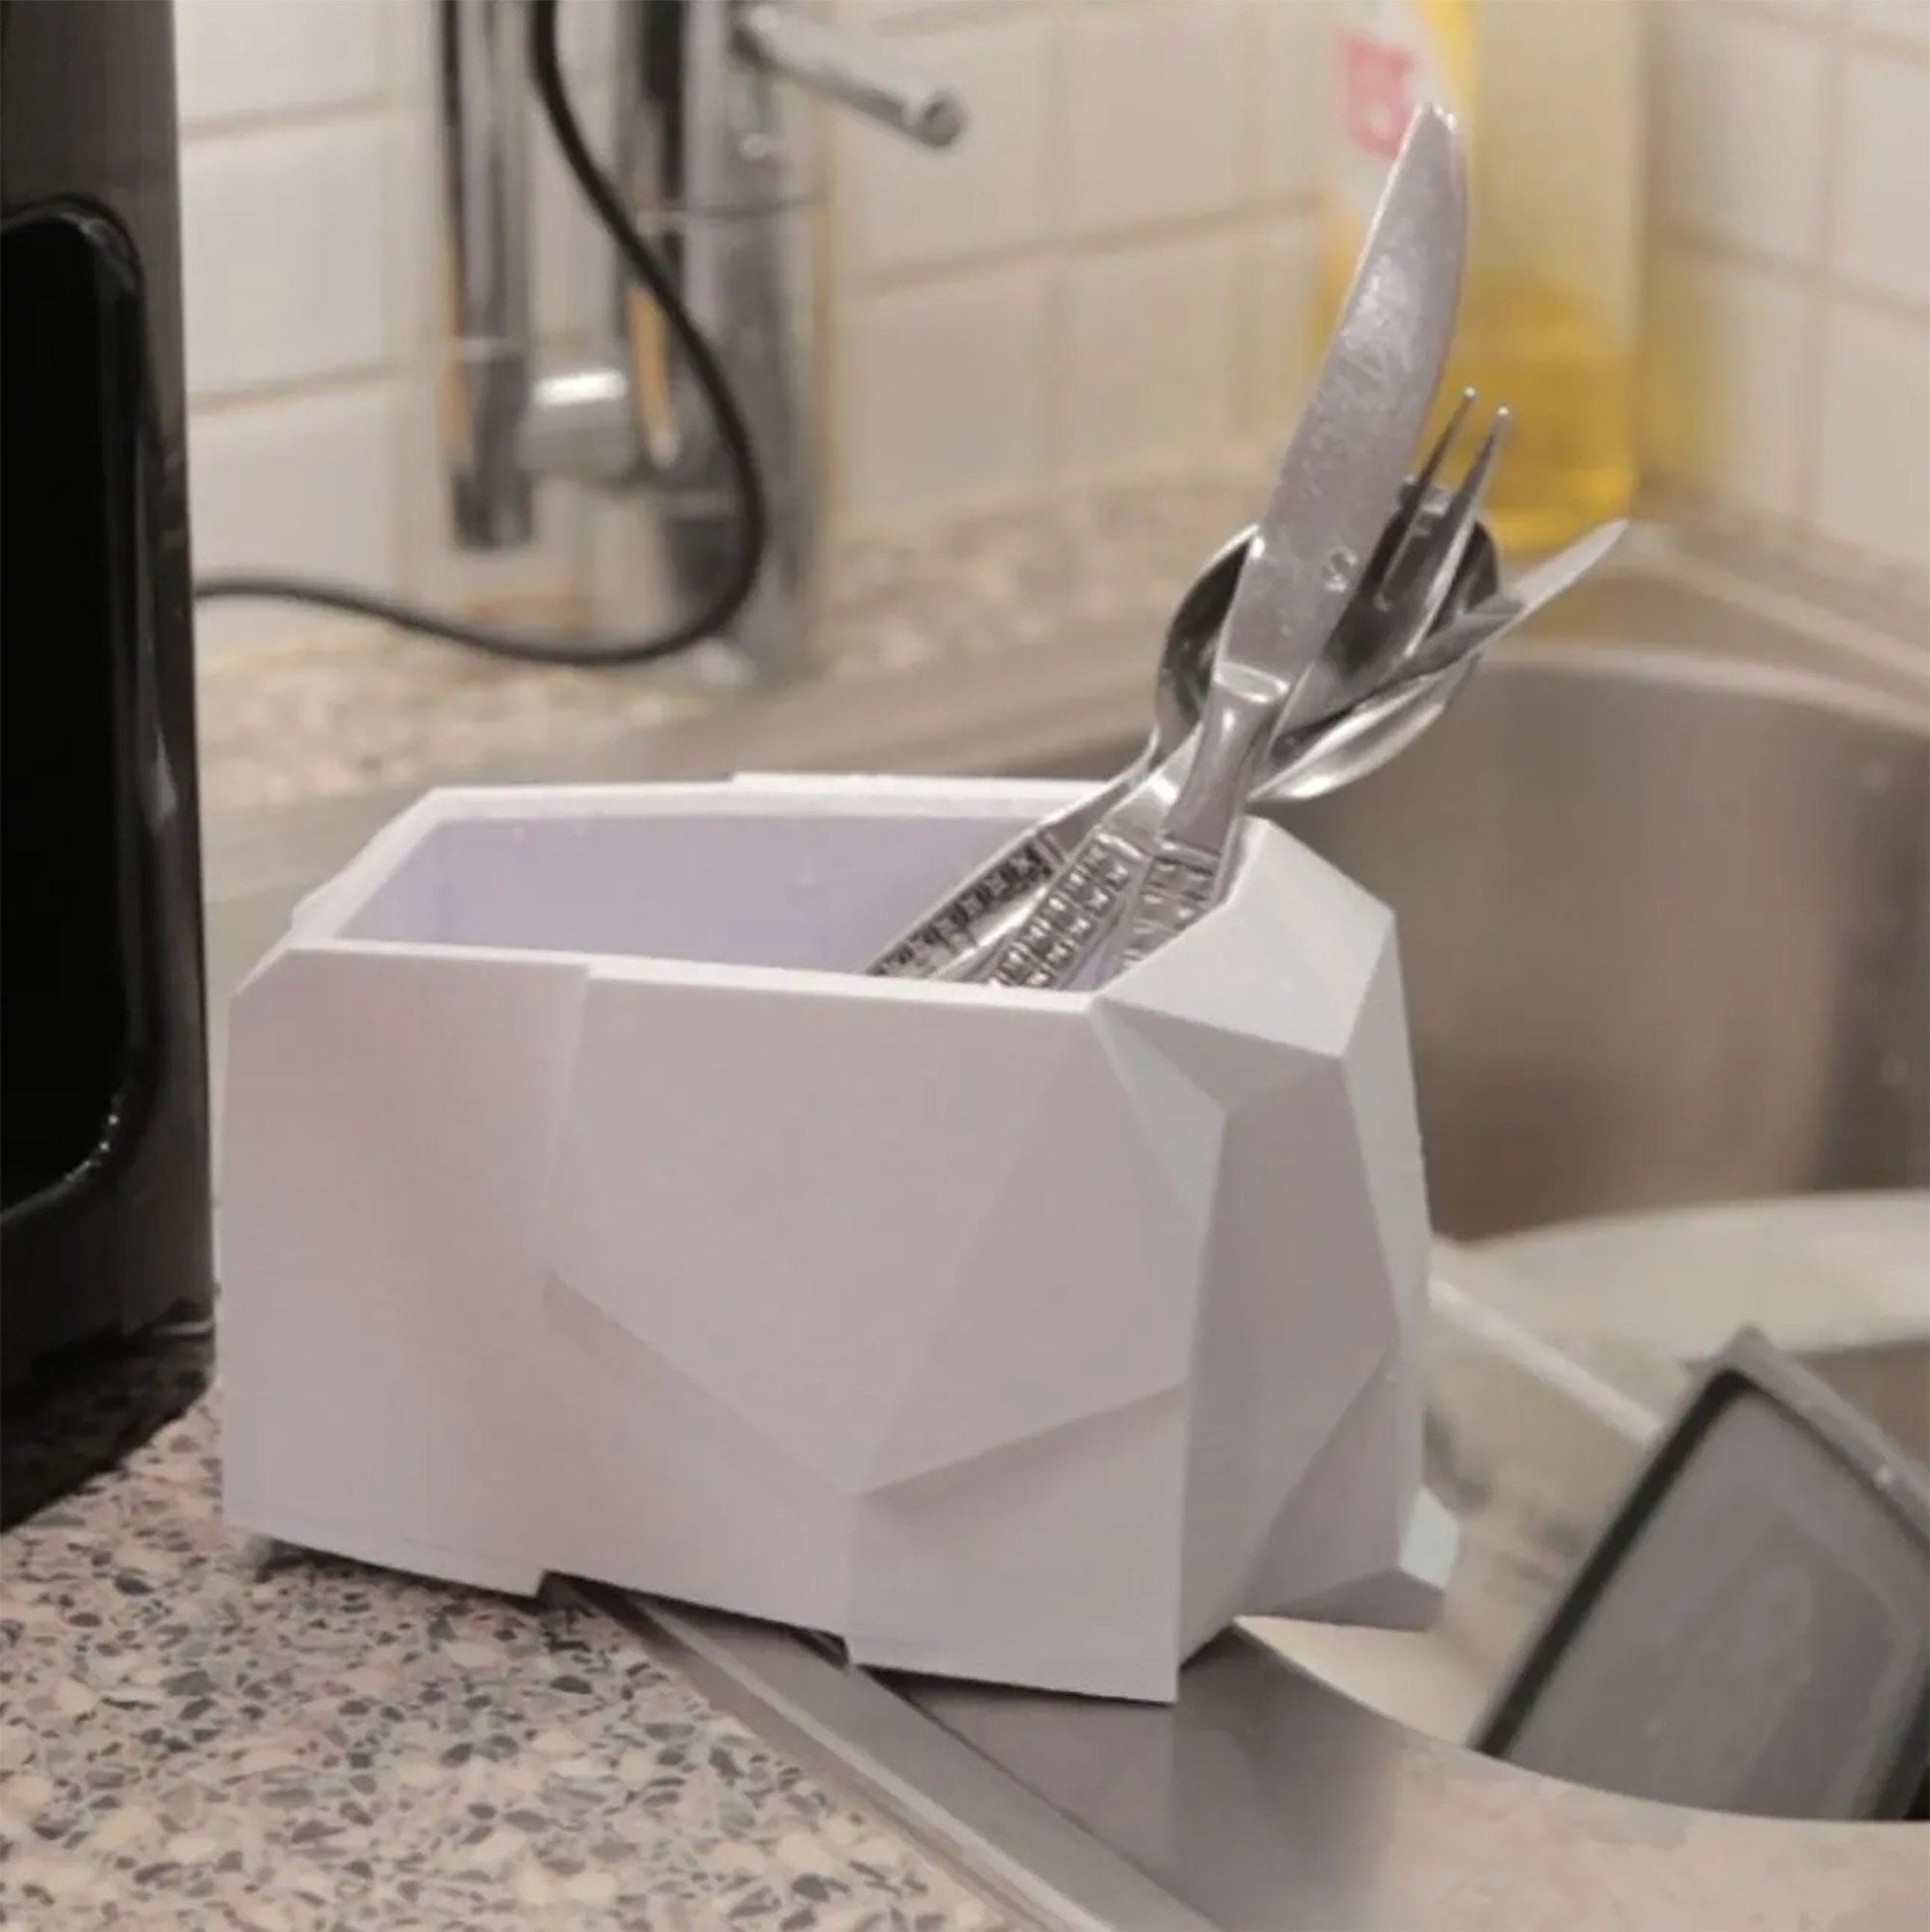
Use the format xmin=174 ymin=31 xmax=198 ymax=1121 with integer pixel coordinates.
xmin=221 ymin=775 xmax=1454 ymax=1702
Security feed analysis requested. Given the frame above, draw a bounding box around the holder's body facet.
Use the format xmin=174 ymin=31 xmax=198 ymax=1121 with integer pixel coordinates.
xmin=221 ymin=777 xmax=1452 ymax=1701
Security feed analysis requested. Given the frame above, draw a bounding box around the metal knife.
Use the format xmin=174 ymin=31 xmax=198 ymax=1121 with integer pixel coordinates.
xmin=981 ymin=103 xmax=1469 ymax=992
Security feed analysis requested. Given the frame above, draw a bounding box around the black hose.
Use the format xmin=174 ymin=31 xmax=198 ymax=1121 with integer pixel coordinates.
xmin=193 ymin=0 xmax=767 ymax=667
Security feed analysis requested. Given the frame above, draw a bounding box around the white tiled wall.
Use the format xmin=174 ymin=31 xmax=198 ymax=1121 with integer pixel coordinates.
xmin=174 ymin=0 xmax=390 ymax=122
xmin=176 ymin=0 xmax=1327 ymax=650
xmin=831 ymin=0 xmax=1318 ymax=522
xmin=1645 ymin=0 xmax=1930 ymax=583
xmin=178 ymin=0 xmax=608 ymax=649
xmin=181 ymin=122 xmax=393 ymax=398
xmin=840 ymin=264 xmax=1053 ymax=512
xmin=177 ymin=0 xmax=1928 ymax=654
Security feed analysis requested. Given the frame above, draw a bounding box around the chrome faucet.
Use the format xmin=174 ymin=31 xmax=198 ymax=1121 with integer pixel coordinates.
xmin=436 ymin=0 xmax=966 ymax=674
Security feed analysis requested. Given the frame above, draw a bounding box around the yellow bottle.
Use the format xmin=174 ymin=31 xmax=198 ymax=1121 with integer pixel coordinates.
xmin=1318 ymin=0 xmax=1643 ymax=555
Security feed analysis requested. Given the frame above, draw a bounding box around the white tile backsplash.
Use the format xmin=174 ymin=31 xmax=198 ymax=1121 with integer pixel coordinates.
xmin=1851 ymin=0 xmax=1930 ymax=51
xmin=181 ymin=122 xmax=392 ymax=401
xmin=1647 ymin=0 xmax=1930 ymax=580
xmin=1063 ymin=233 xmax=1242 ymax=478
xmin=1254 ymin=0 xmax=1330 ymax=205
xmin=1248 ymin=217 xmax=1320 ymax=441
xmin=1741 ymin=0 xmax=1842 ymax=19
xmin=174 ymin=0 xmax=1928 ymax=633
xmin=1657 ymin=4 xmax=1830 ymax=263
xmin=190 ymin=386 xmax=399 ymax=577
xmin=1814 ymin=299 xmax=1930 ymax=567
xmin=560 ymin=0 xmax=627 ymax=78
xmin=1642 ymin=247 xmax=1813 ymax=521
xmin=1831 ymin=47 xmax=1930 ymax=306
xmin=838 ymin=0 xmax=1009 ymax=26
xmin=174 ymin=0 xmax=387 ymax=130
xmin=837 ymin=267 xmax=1050 ymax=521
xmin=836 ymin=13 xmax=1053 ymax=274
xmin=1064 ymin=1 xmax=1248 ymax=236
xmin=189 ymin=385 xmax=400 ymax=649
xmin=532 ymin=79 xmax=621 ymax=343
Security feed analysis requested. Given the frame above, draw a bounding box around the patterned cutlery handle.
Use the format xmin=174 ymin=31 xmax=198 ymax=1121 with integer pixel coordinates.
xmin=868 ymin=764 xmax=1142 ymax=978
xmin=868 ymin=829 xmax=1067 ymax=977
xmin=1093 ymin=674 xmax=1278 ymax=981
xmin=1108 ymin=838 xmax=1233 ymax=974
xmin=982 ymin=827 xmax=1151 ymax=990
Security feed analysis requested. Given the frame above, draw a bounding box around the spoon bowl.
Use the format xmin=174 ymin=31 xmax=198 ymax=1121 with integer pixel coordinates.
xmin=1253 ymin=518 xmax=1626 ymax=808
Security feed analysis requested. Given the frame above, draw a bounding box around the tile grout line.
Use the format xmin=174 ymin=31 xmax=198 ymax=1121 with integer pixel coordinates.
xmin=188 ymin=324 xmax=632 ymax=421
xmin=1844 ymin=25 xmax=1930 ymax=66
xmin=1790 ymin=0 xmax=1854 ymax=529
xmin=381 ymin=0 xmax=417 ymax=606
xmin=844 ymin=196 xmax=1322 ymax=304
xmin=1720 ymin=0 xmax=1930 ymax=66
xmin=1658 ymin=224 xmax=1930 ymax=331
xmin=178 ymin=99 xmax=391 ymax=147
xmin=1039 ymin=1 xmax=1072 ymax=497
xmin=190 ymin=367 xmax=402 ymax=422
xmin=1232 ymin=0 xmax=1270 ymax=450
xmin=177 ymin=12 xmax=613 ymax=136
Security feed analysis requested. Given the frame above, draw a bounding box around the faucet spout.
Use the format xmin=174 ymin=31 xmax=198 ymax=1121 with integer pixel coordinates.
xmin=433 ymin=0 xmax=969 ymax=673
xmin=437 ymin=0 xmax=535 ymax=549
xmin=733 ymin=4 xmax=967 ymax=149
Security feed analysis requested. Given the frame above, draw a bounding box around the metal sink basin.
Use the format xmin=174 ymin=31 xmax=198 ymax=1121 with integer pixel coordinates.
xmin=1270 ymin=645 xmax=1928 ymax=1242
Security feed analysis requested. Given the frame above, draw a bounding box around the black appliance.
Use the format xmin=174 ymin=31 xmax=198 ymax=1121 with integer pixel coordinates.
xmin=1 ymin=0 xmax=214 ymax=1524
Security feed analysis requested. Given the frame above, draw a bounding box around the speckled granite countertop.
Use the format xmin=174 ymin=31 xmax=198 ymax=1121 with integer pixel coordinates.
xmin=189 ymin=479 xmax=1929 ymax=829
xmin=0 ymin=1397 xmax=1010 ymax=1931
xmin=193 ymin=477 xmax=1259 ymax=820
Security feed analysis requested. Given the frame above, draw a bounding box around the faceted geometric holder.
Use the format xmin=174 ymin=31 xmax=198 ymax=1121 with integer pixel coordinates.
xmin=221 ymin=776 xmax=1455 ymax=1702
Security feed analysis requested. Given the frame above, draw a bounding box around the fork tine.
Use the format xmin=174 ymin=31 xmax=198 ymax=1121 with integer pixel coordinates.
xmin=1388 ymin=406 xmax=1510 ymax=641
xmin=1449 ymin=405 xmax=1509 ymax=515
xmin=1407 ymin=386 xmax=1475 ymax=507
xmin=1375 ymin=388 xmax=1476 ymax=596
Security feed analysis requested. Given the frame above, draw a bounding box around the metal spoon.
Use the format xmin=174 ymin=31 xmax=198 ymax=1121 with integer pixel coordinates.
xmin=1245 ymin=518 xmax=1628 ymax=809
xmin=927 ymin=485 xmax=1500 ymax=985
xmin=927 ymin=521 xmax=1622 ymax=985
xmin=866 ymin=450 xmax=1484 ymax=981
xmin=1167 ymin=512 xmax=1500 ymax=773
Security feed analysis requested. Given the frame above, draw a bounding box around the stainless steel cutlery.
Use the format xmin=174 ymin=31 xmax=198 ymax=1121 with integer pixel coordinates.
xmin=869 ymin=466 xmax=1495 ymax=985
xmin=977 ymin=105 xmax=1466 ymax=991
xmin=863 ymin=103 xmax=1626 ymax=994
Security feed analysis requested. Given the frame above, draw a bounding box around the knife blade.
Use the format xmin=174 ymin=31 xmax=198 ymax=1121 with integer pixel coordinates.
xmin=1218 ymin=103 xmax=1467 ymax=731
xmin=976 ymin=104 xmax=1469 ymax=991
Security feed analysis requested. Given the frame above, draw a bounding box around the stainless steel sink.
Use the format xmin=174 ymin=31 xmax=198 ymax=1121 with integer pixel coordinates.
xmin=1056 ymin=629 xmax=1928 ymax=1249
xmin=1273 ymin=645 xmax=1928 ymax=1240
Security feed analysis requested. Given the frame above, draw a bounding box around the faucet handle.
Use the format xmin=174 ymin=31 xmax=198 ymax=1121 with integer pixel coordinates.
xmin=734 ymin=2 xmax=966 ymax=148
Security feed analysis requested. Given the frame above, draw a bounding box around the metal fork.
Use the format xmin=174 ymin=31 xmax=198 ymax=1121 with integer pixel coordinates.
xmin=867 ymin=414 xmax=1481 ymax=983
xmin=1092 ymin=405 xmax=1508 ymax=983
xmin=1324 ymin=397 xmax=1508 ymax=703
xmin=980 ymin=404 xmax=1506 ymax=993
xmin=925 ymin=477 xmax=1492 ymax=984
